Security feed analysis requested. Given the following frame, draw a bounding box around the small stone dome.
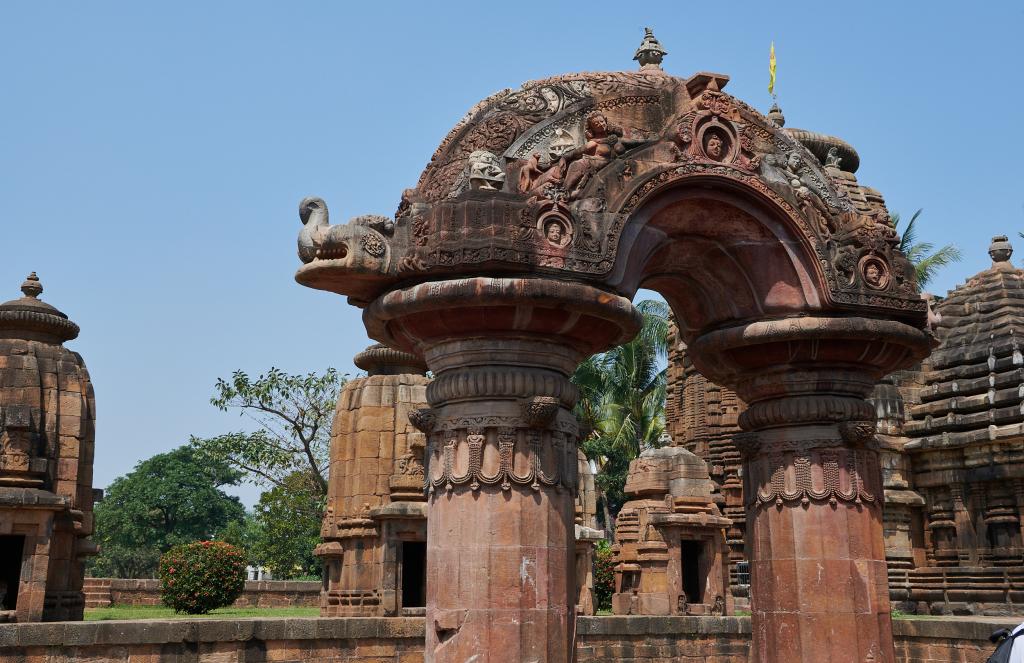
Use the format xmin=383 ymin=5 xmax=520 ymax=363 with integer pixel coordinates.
xmin=0 ymin=273 xmax=79 ymax=343
xmin=353 ymin=343 xmax=427 ymax=376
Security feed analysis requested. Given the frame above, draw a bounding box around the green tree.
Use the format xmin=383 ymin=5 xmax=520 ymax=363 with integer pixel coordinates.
xmin=91 ymin=446 xmax=245 ymax=578
xmin=573 ymin=299 xmax=670 ymax=530
xmin=190 ymin=368 xmax=343 ymax=579
xmin=190 ymin=368 xmax=343 ymax=497
xmin=895 ymin=209 xmax=962 ymax=288
xmin=247 ymin=471 xmax=324 ymax=579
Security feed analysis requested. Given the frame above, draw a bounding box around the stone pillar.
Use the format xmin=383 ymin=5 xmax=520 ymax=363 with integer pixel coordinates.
xmin=365 ymin=277 xmax=639 ymax=663
xmin=692 ymin=317 xmax=931 ymax=663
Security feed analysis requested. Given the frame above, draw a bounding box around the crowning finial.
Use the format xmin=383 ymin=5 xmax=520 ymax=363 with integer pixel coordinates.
xmin=633 ymin=27 xmax=667 ymax=70
xmin=20 ymin=272 xmax=42 ymax=299
xmin=767 ymin=101 xmax=786 ymax=128
xmin=989 ymin=235 xmax=1013 ymax=264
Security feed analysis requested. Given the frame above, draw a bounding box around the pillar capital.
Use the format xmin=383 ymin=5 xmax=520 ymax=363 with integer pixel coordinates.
xmin=364 ymin=276 xmax=641 ymax=364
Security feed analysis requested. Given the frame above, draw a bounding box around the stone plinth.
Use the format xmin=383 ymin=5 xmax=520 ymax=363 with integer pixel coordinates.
xmin=0 ymin=615 xmax=1013 ymax=662
xmin=0 ymin=274 xmax=96 ymax=622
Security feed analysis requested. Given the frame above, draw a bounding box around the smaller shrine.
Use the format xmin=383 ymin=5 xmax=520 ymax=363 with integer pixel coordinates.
xmin=611 ymin=444 xmax=731 ymax=616
xmin=316 ymin=344 xmax=430 ymax=617
xmin=0 ymin=274 xmax=97 ymax=622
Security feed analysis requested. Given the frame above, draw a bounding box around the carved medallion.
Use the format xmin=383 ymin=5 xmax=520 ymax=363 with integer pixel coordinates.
xmin=859 ymin=255 xmax=890 ymax=291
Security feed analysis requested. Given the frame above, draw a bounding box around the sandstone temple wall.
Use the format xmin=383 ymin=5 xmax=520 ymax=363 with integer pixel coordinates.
xmin=0 ymin=616 xmax=1007 ymax=662
xmin=81 ymin=578 xmax=321 ymax=609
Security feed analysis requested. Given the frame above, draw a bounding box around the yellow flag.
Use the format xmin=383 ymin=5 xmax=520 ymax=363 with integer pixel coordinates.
xmin=768 ymin=42 xmax=777 ymax=96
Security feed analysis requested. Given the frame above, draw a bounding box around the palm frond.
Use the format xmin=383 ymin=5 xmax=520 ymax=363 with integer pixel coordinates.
xmin=893 ymin=208 xmax=961 ymax=288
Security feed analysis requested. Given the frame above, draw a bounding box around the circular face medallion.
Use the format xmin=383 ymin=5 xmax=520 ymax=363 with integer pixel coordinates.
xmin=536 ymin=210 xmax=573 ymax=248
xmin=859 ymin=255 xmax=890 ymax=291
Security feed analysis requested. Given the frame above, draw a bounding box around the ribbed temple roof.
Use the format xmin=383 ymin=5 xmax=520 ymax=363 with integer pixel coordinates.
xmin=905 ymin=237 xmax=1024 ymax=449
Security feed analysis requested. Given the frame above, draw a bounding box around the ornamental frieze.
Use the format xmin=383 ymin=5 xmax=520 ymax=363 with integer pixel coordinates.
xmin=745 ymin=446 xmax=880 ymax=509
xmin=426 ymin=426 xmax=579 ymax=494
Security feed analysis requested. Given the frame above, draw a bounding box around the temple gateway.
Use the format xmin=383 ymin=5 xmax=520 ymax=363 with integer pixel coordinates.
xmin=296 ymin=30 xmax=933 ymax=663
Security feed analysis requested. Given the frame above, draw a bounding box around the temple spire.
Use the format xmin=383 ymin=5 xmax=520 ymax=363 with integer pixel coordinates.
xmin=633 ymin=27 xmax=667 ymax=70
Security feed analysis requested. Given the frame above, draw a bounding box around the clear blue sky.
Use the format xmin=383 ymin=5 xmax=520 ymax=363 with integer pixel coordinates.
xmin=2 ymin=1 xmax=1022 ymax=505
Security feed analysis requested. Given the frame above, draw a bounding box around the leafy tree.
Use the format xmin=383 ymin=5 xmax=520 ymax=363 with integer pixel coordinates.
xmin=190 ymin=367 xmax=344 ymax=497
xmin=247 ymin=471 xmax=323 ymax=579
xmin=190 ymin=368 xmax=342 ymax=580
xmin=90 ymin=446 xmax=245 ymax=578
xmin=895 ymin=209 xmax=962 ymax=288
xmin=573 ymin=299 xmax=670 ymax=530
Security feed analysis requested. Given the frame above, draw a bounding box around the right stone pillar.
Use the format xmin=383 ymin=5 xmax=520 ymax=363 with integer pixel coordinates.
xmin=692 ymin=317 xmax=932 ymax=663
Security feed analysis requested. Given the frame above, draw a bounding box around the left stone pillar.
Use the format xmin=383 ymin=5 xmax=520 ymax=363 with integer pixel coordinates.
xmin=366 ymin=277 xmax=639 ymax=663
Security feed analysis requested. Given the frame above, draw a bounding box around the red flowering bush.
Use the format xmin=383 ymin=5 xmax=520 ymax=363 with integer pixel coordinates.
xmin=158 ymin=541 xmax=246 ymax=614
xmin=593 ymin=540 xmax=615 ymax=612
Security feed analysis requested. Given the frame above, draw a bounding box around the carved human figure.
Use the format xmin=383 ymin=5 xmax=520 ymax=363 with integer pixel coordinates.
xmin=561 ymin=111 xmax=624 ymax=199
xmin=468 ymin=150 xmax=506 ymax=191
xmin=825 ymin=146 xmax=842 ymax=169
xmin=519 ymin=128 xmax=576 ymax=197
xmin=864 ymin=261 xmax=884 ymax=288
xmin=704 ymin=132 xmax=725 ymax=160
xmin=546 ymin=221 xmax=563 ymax=245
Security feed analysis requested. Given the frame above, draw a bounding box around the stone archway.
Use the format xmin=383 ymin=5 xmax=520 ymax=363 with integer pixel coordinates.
xmin=295 ymin=58 xmax=932 ymax=663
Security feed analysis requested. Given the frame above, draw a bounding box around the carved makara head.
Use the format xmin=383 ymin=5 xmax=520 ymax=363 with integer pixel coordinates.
xmin=467 ymin=150 xmax=506 ymax=191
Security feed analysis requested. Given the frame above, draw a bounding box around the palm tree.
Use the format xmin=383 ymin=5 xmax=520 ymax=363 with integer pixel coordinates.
xmin=894 ymin=209 xmax=962 ymax=288
xmin=572 ymin=299 xmax=670 ymax=532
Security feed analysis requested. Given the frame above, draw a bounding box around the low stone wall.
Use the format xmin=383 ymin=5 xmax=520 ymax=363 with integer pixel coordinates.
xmin=83 ymin=577 xmax=321 ymax=608
xmin=577 ymin=616 xmax=750 ymax=662
xmin=0 ymin=615 xmax=1015 ymax=662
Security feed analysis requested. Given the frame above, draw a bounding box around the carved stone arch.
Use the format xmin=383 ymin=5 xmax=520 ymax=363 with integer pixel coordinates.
xmin=294 ymin=66 xmax=934 ymax=663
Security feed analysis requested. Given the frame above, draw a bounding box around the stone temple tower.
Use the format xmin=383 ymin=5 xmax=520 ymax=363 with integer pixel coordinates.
xmin=0 ymin=273 xmax=97 ymax=622
xmin=316 ymin=343 xmax=430 ymax=616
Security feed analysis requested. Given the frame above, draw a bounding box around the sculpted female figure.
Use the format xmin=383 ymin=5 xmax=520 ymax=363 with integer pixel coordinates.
xmin=561 ymin=111 xmax=624 ymax=198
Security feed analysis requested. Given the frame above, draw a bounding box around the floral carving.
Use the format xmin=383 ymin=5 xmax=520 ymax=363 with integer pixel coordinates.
xmin=360 ymin=232 xmax=387 ymax=257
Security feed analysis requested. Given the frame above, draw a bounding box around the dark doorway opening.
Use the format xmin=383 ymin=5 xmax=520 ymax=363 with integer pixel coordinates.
xmin=401 ymin=541 xmax=426 ymax=609
xmin=0 ymin=536 xmax=25 ymax=610
xmin=680 ymin=539 xmax=704 ymax=604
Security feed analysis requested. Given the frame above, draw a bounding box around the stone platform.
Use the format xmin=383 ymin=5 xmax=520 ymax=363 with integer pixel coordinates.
xmin=0 ymin=615 xmax=1015 ymax=662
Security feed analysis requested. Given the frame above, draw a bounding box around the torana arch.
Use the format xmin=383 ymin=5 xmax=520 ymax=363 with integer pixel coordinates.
xmin=295 ymin=36 xmax=933 ymax=663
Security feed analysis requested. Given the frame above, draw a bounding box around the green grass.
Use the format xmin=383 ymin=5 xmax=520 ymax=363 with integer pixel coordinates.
xmin=84 ymin=605 xmax=320 ymax=621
